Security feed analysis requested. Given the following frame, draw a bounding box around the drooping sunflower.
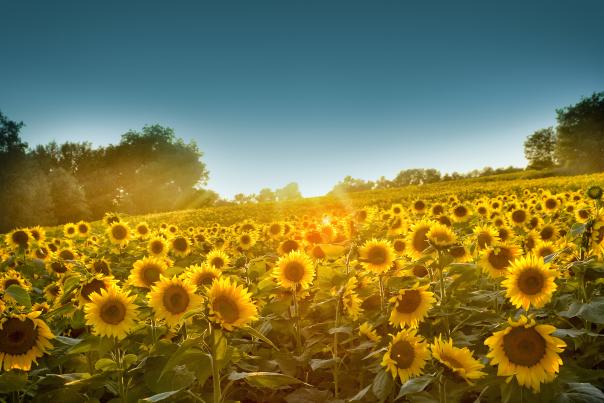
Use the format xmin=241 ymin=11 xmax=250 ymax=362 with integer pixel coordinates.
xmin=205 ymin=249 xmax=230 ymax=269
xmin=431 ymin=336 xmax=486 ymax=384
xmin=388 ymin=284 xmax=435 ymax=328
xmin=273 ymin=250 xmax=315 ymax=289
xmin=170 ymin=235 xmax=191 ymax=258
xmin=427 ymin=223 xmax=457 ymax=248
xmin=381 ymin=329 xmax=430 ymax=383
xmin=406 ymin=220 xmax=433 ymax=259
xmin=484 ymin=315 xmax=566 ymax=393
xmin=207 ymin=277 xmax=257 ymax=331
xmin=359 ymin=239 xmax=396 ymax=274
xmin=480 ymin=243 xmax=521 ymax=279
xmin=84 ymin=287 xmax=138 ymax=339
xmin=502 ymin=254 xmax=557 ymax=311
xmin=129 ymin=257 xmax=168 ymax=289
xmin=342 ymin=277 xmax=363 ymax=320
xmin=0 ymin=311 xmax=54 ymax=371
xmin=6 ymin=228 xmax=31 ymax=250
xmin=358 ymin=322 xmax=381 ymax=342
xmin=182 ymin=264 xmax=221 ymax=289
xmin=149 ymin=276 xmax=203 ymax=327
xmin=106 ymin=222 xmax=131 ymax=247
xmin=148 ymin=236 xmax=169 ymax=257
xmin=78 ymin=275 xmax=116 ymax=305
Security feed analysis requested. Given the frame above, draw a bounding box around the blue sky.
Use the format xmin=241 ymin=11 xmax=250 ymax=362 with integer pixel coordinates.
xmin=1 ymin=0 xmax=603 ymax=198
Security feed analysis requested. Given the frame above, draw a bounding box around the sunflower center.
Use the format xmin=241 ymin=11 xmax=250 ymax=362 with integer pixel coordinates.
xmin=173 ymin=237 xmax=188 ymax=251
xmin=100 ymin=300 xmax=127 ymax=325
xmin=4 ymin=279 xmax=21 ymax=288
xmin=393 ymin=240 xmax=405 ymax=252
xmin=432 ymin=205 xmax=444 ymax=215
xmin=211 ymin=257 xmax=225 ymax=268
xmin=449 ymin=245 xmax=466 ymax=258
xmin=240 ymin=235 xmax=251 ymax=245
xmin=283 ymin=261 xmax=305 ymax=282
xmin=412 ymin=265 xmax=428 ymax=278
xmin=81 ymin=279 xmax=107 ymax=302
xmin=503 ymin=327 xmax=546 ymax=367
xmin=162 ymin=285 xmax=190 ymax=314
xmin=595 ymin=227 xmax=604 ymax=244
xmin=59 ymin=250 xmax=75 ymax=260
xmin=195 ymin=272 xmax=217 ymax=287
xmin=141 ymin=265 xmax=161 ymax=286
xmin=390 ymin=339 xmax=415 ymax=369
xmin=511 ymin=210 xmax=526 ymax=223
xmin=477 ymin=233 xmax=492 ymax=248
xmin=453 ymin=205 xmax=468 ymax=218
xmin=412 ymin=227 xmax=430 ymax=253
xmin=93 ymin=260 xmax=110 ymax=275
xmin=12 ymin=231 xmax=29 ymax=247
xmin=367 ymin=246 xmax=387 ymax=265
xmin=270 ymin=224 xmax=281 ymax=235
xmin=545 ymin=199 xmax=557 ymax=209
xmin=414 ymin=200 xmax=426 ymax=211
xmin=488 ymin=248 xmax=513 ymax=271
xmin=51 ymin=261 xmax=68 ymax=273
xmin=112 ymin=225 xmax=127 ymax=240
xmin=517 ymin=269 xmax=545 ymax=295
xmin=78 ymin=224 xmax=89 ymax=233
xmin=213 ymin=296 xmax=240 ymax=323
xmin=540 ymin=226 xmax=554 ymax=240
xmin=0 ymin=318 xmax=38 ymax=355
xmin=151 ymin=241 xmax=165 ymax=254
xmin=440 ymin=353 xmax=464 ymax=369
xmin=396 ymin=290 xmax=422 ymax=313
xmin=137 ymin=226 xmax=148 ymax=235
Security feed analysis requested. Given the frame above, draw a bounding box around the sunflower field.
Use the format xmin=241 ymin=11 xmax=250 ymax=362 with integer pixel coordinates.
xmin=1 ymin=176 xmax=604 ymax=403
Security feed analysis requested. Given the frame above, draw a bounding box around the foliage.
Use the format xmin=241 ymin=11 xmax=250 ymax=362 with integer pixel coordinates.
xmin=524 ymin=127 xmax=557 ymax=170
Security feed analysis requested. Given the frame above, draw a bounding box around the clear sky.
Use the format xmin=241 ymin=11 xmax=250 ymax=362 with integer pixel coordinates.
xmin=1 ymin=1 xmax=603 ymax=198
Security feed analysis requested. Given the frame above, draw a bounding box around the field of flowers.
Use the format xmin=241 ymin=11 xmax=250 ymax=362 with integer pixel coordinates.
xmin=1 ymin=174 xmax=603 ymax=403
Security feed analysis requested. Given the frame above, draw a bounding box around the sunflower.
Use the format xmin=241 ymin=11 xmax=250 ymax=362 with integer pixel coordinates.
xmin=84 ymin=287 xmax=138 ymax=339
xmin=274 ymin=250 xmax=315 ymax=289
xmin=502 ymin=254 xmax=557 ymax=311
xmin=431 ymin=336 xmax=486 ymax=384
xmin=135 ymin=222 xmax=151 ymax=239
xmin=542 ymin=195 xmax=560 ymax=212
xmin=451 ymin=204 xmax=471 ymax=222
xmin=90 ymin=258 xmax=111 ymax=275
xmin=1 ymin=270 xmax=30 ymax=293
xmin=107 ymin=222 xmax=131 ymax=247
xmin=381 ymin=329 xmax=430 ymax=383
xmin=278 ymin=239 xmax=301 ymax=255
xmin=0 ymin=311 xmax=54 ymax=371
xmin=63 ymin=223 xmax=78 ymax=238
xmin=472 ymin=224 xmax=500 ymax=250
xmin=148 ymin=236 xmax=169 ymax=257
xmin=149 ymin=276 xmax=203 ymax=327
xmin=46 ymin=259 xmax=72 ymax=276
xmin=129 ymin=257 xmax=168 ymax=289
xmin=591 ymin=220 xmax=604 ymax=254
xmin=449 ymin=243 xmax=472 ymax=262
xmin=207 ymin=277 xmax=257 ymax=331
xmin=342 ymin=277 xmax=363 ymax=320
xmin=412 ymin=200 xmax=427 ymax=215
xmin=406 ymin=220 xmax=433 ymax=259
xmin=359 ymin=322 xmax=381 ymax=342
xmin=359 ymin=239 xmax=396 ymax=274
xmin=76 ymin=221 xmax=91 ymax=237
xmin=6 ymin=228 xmax=31 ymax=250
xmin=205 ymin=249 xmax=230 ymax=269
xmin=267 ymin=222 xmax=283 ymax=239
xmin=480 ymin=243 xmax=521 ymax=279
xmin=427 ymin=223 xmax=457 ymax=247
xmin=31 ymin=244 xmax=51 ymax=261
xmin=484 ymin=315 xmax=565 ymax=392
xmin=182 ymin=264 xmax=221 ymax=289
xmin=170 ymin=235 xmax=191 ymax=258
xmin=533 ymin=241 xmax=556 ymax=259
xmin=509 ymin=208 xmax=530 ymax=227
xmin=574 ymin=205 xmax=591 ymax=223
xmin=28 ymin=226 xmax=46 ymax=242
xmin=57 ymin=247 xmax=77 ymax=261
xmin=238 ymin=232 xmax=257 ymax=251
xmin=388 ymin=284 xmax=435 ymax=328
xmin=78 ymin=275 xmax=116 ymax=305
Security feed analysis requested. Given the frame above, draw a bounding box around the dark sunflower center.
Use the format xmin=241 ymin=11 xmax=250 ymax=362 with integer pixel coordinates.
xmin=281 ymin=240 xmax=299 ymax=253
xmin=449 ymin=245 xmax=466 ymax=258
xmin=213 ymin=296 xmax=240 ymax=323
xmin=4 ymin=278 xmax=21 ymax=289
xmin=414 ymin=201 xmax=425 ymax=210
xmin=137 ymin=226 xmax=148 ymax=235
xmin=367 ymin=246 xmax=388 ymax=265
xmin=517 ymin=269 xmax=545 ymax=295
xmin=141 ymin=265 xmax=161 ymax=285
xmin=511 ymin=210 xmax=526 ymax=223
xmin=81 ymin=279 xmax=107 ymax=302
xmin=440 ymin=353 xmax=464 ymax=369
xmin=100 ymin=300 xmax=127 ymax=325
xmin=579 ymin=210 xmax=589 ymax=220
xmin=540 ymin=227 xmax=554 ymax=240
xmin=502 ymin=327 xmax=546 ymax=367
xmin=477 ymin=233 xmax=492 ymax=248
xmin=163 ymin=285 xmax=190 ymax=314
xmin=412 ymin=227 xmax=430 ymax=253
xmin=488 ymin=248 xmax=513 ymax=271
xmin=67 ymin=227 xmax=75 ymax=234
xmin=478 ymin=206 xmax=487 ymax=215
xmin=173 ymin=237 xmax=188 ymax=251
xmin=59 ymin=250 xmax=75 ymax=260
xmin=35 ymin=248 xmax=49 ymax=259
xmin=595 ymin=227 xmax=604 ymax=244
xmin=432 ymin=205 xmax=444 ymax=215
xmin=412 ymin=265 xmax=428 ymax=277
xmin=0 ymin=318 xmax=38 ymax=355
xmin=78 ymin=224 xmax=88 ymax=233
xmin=396 ymin=290 xmax=422 ymax=313
xmin=12 ymin=231 xmax=29 ymax=247
xmin=453 ymin=205 xmax=468 ymax=218
xmin=240 ymin=235 xmax=251 ymax=245
xmin=283 ymin=261 xmax=305 ymax=282
xmin=545 ymin=199 xmax=557 ymax=209
xmin=93 ymin=260 xmax=110 ymax=275
xmin=393 ymin=240 xmax=405 ymax=252
xmin=51 ymin=261 xmax=68 ymax=273
xmin=151 ymin=241 xmax=164 ymax=254
xmin=390 ymin=340 xmax=415 ymax=369
xmin=112 ymin=225 xmax=127 ymax=240
xmin=211 ymin=257 xmax=225 ymax=268
xmin=270 ymin=224 xmax=281 ymax=235
xmin=196 ymin=272 xmax=217 ymax=287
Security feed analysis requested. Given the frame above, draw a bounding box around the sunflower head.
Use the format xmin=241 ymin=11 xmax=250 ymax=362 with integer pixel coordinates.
xmin=205 ymin=249 xmax=230 ymax=269
xmin=148 ymin=236 xmax=169 ymax=257
xmin=502 ymin=254 xmax=557 ymax=311
xmin=481 ymin=243 xmax=521 ymax=279
xmin=129 ymin=257 xmax=168 ymax=289
xmin=6 ymin=228 xmax=31 ymax=250
xmin=431 ymin=336 xmax=486 ymax=384
xmin=84 ymin=287 xmax=138 ymax=340
xmin=388 ymin=285 xmax=435 ymax=328
xmin=427 ymin=223 xmax=457 ymax=247
xmin=0 ymin=311 xmax=54 ymax=371
xmin=208 ymin=277 xmax=257 ymax=331
xmin=107 ymin=222 xmax=131 ymax=247
xmin=381 ymin=329 xmax=430 ymax=383
xmin=359 ymin=239 xmax=396 ymax=274
xmin=274 ymin=250 xmax=315 ymax=289
xmin=149 ymin=276 xmax=203 ymax=327
xmin=406 ymin=220 xmax=433 ymax=259
xmin=183 ymin=264 xmax=221 ymax=289
xmin=170 ymin=236 xmax=191 ymax=258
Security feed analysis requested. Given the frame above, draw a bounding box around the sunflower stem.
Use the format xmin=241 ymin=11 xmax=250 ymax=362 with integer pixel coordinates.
xmin=378 ymin=275 xmax=386 ymax=315
xmin=332 ymin=291 xmax=341 ymax=399
xmin=292 ymin=286 xmax=303 ymax=355
xmin=209 ymin=325 xmax=222 ymax=403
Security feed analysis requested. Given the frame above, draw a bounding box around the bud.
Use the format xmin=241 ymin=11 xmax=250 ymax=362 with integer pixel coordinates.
xmin=587 ymin=185 xmax=603 ymax=200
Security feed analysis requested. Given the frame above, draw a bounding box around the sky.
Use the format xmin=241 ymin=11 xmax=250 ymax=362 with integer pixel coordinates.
xmin=1 ymin=1 xmax=603 ymax=199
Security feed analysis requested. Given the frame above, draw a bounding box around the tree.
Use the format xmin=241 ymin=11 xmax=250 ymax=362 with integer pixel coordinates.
xmin=275 ymin=183 xmax=302 ymax=202
xmin=555 ymin=92 xmax=604 ymax=172
xmin=256 ymin=188 xmax=276 ymax=203
xmin=47 ymin=168 xmax=91 ymax=223
xmin=524 ymin=127 xmax=557 ymax=170
xmin=330 ymin=176 xmax=374 ymax=195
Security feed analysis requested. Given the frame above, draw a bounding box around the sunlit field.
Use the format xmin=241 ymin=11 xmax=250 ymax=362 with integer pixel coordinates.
xmin=1 ymin=173 xmax=604 ymax=403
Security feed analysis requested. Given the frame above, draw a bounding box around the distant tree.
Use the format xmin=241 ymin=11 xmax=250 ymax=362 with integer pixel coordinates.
xmin=330 ymin=176 xmax=375 ymax=195
xmin=257 ymin=188 xmax=276 ymax=203
xmin=47 ymin=168 xmax=91 ymax=223
xmin=555 ymin=92 xmax=604 ymax=172
xmin=392 ymin=168 xmax=441 ymax=187
xmin=275 ymin=182 xmax=302 ymax=201
xmin=524 ymin=127 xmax=557 ymax=170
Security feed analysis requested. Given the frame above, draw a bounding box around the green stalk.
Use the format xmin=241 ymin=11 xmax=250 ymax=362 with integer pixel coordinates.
xmin=210 ymin=325 xmax=222 ymax=403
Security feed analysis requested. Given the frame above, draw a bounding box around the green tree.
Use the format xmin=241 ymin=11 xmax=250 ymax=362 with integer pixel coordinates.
xmin=524 ymin=127 xmax=557 ymax=170
xmin=275 ymin=182 xmax=302 ymax=201
xmin=555 ymin=92 xmax=604 ymax=172
xmin=256 ymin=188 xmax=276 ymax=203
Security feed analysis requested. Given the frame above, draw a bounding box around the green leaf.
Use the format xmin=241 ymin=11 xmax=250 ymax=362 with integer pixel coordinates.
xmin=349 ymin=385 xmax=371 ymax=401
xmin=159 ymin=336 xmax=204 ymax=378
xmin=0 ymin=371 xmax=28 ymax=392
xmin=123 ymin=354 xmax=138 ymax=369
xmin=570 ymin=223 xmax=586 ymax=238
xmin=372 ymin=370 xmax=394 ymax=402
xmin=558 ymin=297 xmax=604 ymax=324
xmin=242 ymin=325 xmax=280 ymax=351
xmin=228 ymin=371 xmax=309 ymax=389
xmin=555 ymin=383 xmax=604 ymax=403
xmin=284 ymin=387 xmax=332 ymax=403
xmin=95 ymin=358 xmax=118 ymax=372
xmin=309 ymin=358 xmax=338 ymax=371
xmin=328 ymin=326 xmax=352 ymax=335
xmin=211 ymin=328 xmax=231 ymax=372
xmin=59 ymin=274 xmax=82 ymax=303
xmin=140 ymin=389 xmax=183 ymax=402
xmin=5 ymin=284 xmax=31 ymax=308
xmin=397 ymin=375 xmax=434 ymax=398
